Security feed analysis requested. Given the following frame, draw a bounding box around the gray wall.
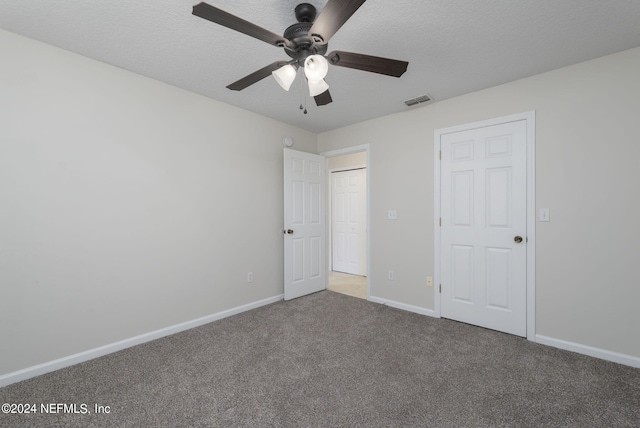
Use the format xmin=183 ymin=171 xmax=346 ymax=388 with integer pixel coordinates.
xmin=0 ymin=29 xmax=316 ymax=376
xmin=318 ymin=46 xmax=640 ymax=359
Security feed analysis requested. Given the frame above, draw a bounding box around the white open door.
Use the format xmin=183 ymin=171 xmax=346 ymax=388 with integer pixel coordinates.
xmin=440 ymin=119 xmax=528 ymax=337
xmin=284 ymin=148 xmax=326 ymax=300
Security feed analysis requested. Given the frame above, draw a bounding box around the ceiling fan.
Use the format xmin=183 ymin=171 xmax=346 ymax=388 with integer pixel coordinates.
xmin=192 ymin=0 xmax=409 ymax=107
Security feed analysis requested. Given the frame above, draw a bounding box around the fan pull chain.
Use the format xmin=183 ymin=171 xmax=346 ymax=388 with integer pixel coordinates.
xmin=303 ymin=75 xmax=308 ymax=114
xmin=299 ymin=71 xmax=306 ymax=114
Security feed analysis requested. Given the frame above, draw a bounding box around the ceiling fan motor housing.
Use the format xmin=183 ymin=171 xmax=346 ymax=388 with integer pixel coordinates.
xmin=283 ymin=4 xmax=327 ymax=61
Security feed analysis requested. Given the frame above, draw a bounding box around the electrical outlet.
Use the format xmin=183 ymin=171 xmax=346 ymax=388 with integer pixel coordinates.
xmin=388 ymin=270 xmax=394 ymax=280
xmin=426 ymin=276 xmax=433 ymax=287
xmin=247 ymin=272 xmax=253 ymax=283
xmin=387 ymin=210 xmax=398 ymax=220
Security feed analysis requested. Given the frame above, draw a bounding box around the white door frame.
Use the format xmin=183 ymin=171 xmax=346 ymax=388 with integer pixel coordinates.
xmin=321 ymin=144 xmax=371 ymax=301
xmin=433 ymin=112 xmax=536 ymax=341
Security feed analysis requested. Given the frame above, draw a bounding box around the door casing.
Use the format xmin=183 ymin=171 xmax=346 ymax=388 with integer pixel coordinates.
xmin=433 ymin=112 xmax=536 ymax=341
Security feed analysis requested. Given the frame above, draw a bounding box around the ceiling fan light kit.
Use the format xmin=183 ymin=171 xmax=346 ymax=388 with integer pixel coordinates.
xmin=308 ymin=78 xmax=330 ymax=97
xmin=272 ymin=64 xmax=298 ymax=91
xmin=303 ymin=55 xmax=329 ymax=81
xmin=192 ymin=0 xmax=409 ymax=108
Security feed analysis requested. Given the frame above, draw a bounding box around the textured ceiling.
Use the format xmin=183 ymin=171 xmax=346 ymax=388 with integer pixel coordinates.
xmin=2 ymin=1 xmax=640 ymax=133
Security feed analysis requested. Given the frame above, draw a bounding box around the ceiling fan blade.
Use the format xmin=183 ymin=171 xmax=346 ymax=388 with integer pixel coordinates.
xmin=314 ymin=90 xmax=333 ymax=106
xmin=327 ymin=51 xmax=408 ymax=77
xmin=227 ymin=61 xmax=288 ymax=91
xmin=193 ymin=2 xmax=289 ymax=48
xmin=309 ymin=0 xmax=367 ymax=43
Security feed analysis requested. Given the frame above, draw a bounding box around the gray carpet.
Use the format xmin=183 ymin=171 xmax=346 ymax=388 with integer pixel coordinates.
xmin=1 ymin=290 xmax=639 ymax=427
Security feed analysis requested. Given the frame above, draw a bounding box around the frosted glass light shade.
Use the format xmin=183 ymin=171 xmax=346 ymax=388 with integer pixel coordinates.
xmin=272 ymin=64 xmax=297 ymax=91
xmin=308 ymin=79 xmax=329 ymax=97
xmin=304 ymin=55 xmax=329 ymax=81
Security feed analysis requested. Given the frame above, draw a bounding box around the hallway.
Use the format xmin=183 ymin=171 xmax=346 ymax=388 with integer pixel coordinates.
xmin=327 ymin=271 xmax=366 ymax=300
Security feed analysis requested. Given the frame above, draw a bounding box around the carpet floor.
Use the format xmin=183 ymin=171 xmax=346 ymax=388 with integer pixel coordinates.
xmin=1 ymin=291 xmax=639 ymax=427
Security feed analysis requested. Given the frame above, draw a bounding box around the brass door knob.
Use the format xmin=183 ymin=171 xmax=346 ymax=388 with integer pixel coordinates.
xmin=514 ymin=236 xmax=523 ymax=243
xmin=287 ymin=229 xmax=294 ymax=234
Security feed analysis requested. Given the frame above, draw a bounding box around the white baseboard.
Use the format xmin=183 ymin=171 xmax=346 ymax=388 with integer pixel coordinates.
xmin=369 ymin=295 xmax=437 ymax=318
xmin=0 ymin=294 xmax=283 ymax=388
xmin=535 ymin=334 xmax=640 ymax=368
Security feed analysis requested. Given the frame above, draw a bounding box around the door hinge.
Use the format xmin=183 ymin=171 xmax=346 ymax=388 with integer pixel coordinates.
xmin=439 ymin=150 xmax=442 ymax=160
xmin=439 ymin=284 xmax=442 ymax=293
xmin=439 ymin=217 xmax=442 ymax=227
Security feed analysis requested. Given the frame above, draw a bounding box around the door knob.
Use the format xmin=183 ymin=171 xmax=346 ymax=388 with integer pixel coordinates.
xmin=287 ymin=229 xmax=294 ymax=234
xmin=514 ymin=236 xmax=523 ymax=243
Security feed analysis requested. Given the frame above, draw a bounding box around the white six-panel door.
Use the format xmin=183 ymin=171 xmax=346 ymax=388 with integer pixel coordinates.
xmin=331 ymin=169 xmax=367 ymax=276
xmin=440 ymin=120 xmax=527 ymax=336
xmin=284 ymin=149 xmax=326 ymax=300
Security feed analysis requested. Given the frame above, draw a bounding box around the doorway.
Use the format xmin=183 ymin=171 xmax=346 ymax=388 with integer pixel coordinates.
xmin=323 ymin=147 xmax=369 ymax=300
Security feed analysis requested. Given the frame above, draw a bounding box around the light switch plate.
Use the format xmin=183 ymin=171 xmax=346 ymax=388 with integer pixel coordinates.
xmin=539 ymin=208 xmax=550 ymax=222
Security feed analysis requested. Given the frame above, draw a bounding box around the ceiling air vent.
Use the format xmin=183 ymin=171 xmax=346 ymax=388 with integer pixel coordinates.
xmin=404 ymin=94 xmax=432 ymax=107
